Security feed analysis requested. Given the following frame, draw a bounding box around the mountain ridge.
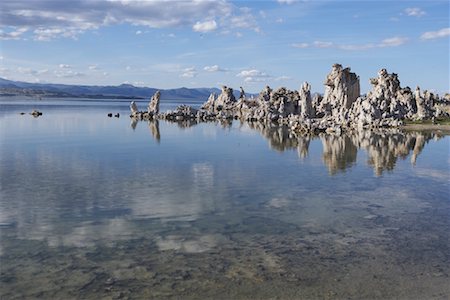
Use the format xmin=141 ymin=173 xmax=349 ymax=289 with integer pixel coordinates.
xmin=0 ymin=77 xmax=232 ymax=101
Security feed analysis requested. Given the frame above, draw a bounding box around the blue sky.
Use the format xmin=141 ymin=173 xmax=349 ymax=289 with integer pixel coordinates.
xmin=0 ymin=0 xmax=449 ymax=94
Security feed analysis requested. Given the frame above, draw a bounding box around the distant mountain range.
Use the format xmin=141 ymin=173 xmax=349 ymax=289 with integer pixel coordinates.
xmin=0 ymin=77 xmax=235 ymax=101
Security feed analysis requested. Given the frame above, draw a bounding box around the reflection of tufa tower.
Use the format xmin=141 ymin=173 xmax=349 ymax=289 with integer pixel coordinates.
xmin=320 ymin=135 xmax=358 ymax=175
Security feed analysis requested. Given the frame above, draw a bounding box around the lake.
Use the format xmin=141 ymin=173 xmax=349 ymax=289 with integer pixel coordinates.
xmin=1 ymin=98 xmax=449 ymax=299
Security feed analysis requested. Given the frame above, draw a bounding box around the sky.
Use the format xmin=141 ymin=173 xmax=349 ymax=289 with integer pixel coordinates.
xmin=0 ymin=0 xmax=449 ymax=94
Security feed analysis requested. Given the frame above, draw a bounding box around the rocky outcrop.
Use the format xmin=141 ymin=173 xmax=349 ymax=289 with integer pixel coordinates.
xmin=215 ymin=86 xmax=236 ymax=111
xmin=346 ymin=68 xmax=448 ymax=128
xmin=201 ymin=93 xmax=216 ymax=111
xmin=130 ymin=63 xmax=449 ymax=133
xmin=298 ymin=82 xmax=314 ymax=119
xmin=130 ymin=101 xmax=139 ymax=116
xmin=316 ymin=63 xmax=360 ymax=119
xmin=30 ymin=110 xmax=43 ymax=117
xmin=148 ymin=90 xmax=160 ymax=115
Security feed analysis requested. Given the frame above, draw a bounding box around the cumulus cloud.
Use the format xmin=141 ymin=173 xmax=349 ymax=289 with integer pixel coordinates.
xmin=420 ymin=27 xmax=450 ymax=40
xmin=203 ymin=65 xmax=226 ymax=72
xmin=1 ymin=0 xmax=233 ymax=40
xmin=88 ymin=65 xmax=99 ymax=70
xmin=404 ymin=7 xmax=426 ymax=17
xmin=193 ymin=20 xmax=217 ymax=33
xmin=237 ymin=69 xmax=271 ymax=83
xmin=0 ymin=27 xmax=28 ymax=40
xmin=181 ymin=67 xmax=197 ymax=78
xmin=59 ymin=64 xmax=71 ymax=69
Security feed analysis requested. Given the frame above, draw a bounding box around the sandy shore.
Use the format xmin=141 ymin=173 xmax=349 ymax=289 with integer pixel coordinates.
xmin=401 ymin=124 xmax=450 ymax=133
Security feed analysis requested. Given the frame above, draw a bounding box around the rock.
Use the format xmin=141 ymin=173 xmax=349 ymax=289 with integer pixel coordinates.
xmin=30 ymin=110 xmax=43 ymax=117
xmin=201 ymin=93 xmax=216 ymax=111
xmin=239 ymin=86 xmax=246 ymax=100
xmin=215 ymin=86 xmax=236 ymax=111
xmin=298 ymin=82 xmax=314 ymax=119
xmin=129 ymin=63 xmax=448 ymax=132
xmin=258 ymin=86 xmax=272 ymax=103
xmin=317 ymin=63 xmax=360 ymax=119
xmin=130 ymin=101 xmax=139 ymax=115
xmin=148 ymin=90 xmax=161 ymax=115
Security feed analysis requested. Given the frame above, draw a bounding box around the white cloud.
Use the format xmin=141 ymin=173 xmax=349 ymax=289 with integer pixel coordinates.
xmin=379 ymin=36 xmax=408 ymax=47
xmin=275 ymin=75 xmax=292 ymax=81
xmin=1 ymin=0 xmax=233 ymax=40
xmin=193 ymin=20 xmax=217 ymax=33
xmin=292 ymin=36 xmax=408 ymax=51
xmin=313 ymin=41 xmax=334 ymax=48
xmin=0 ymin=27 xmax=28 ymax=40
xmin=229 ymin=11 xmax=259 ymax=32
xmin=88 ymin=65 xmax=99 ymax=70
xmin=277 ymin=0 xmax=298 ymax=4
xmin=135 ymin=30 xmax=142 ymax=35
xmin=292 ymin=42 xmax=309 ymax=48
xmin=237 ymin=69 xmax=271 ymax=83
xmin=181 ymin=67 xmax=197 ymax=78
xmin=54 ymin=70 xmax=84 ymax=78
xmin=204 ymin=65 xmax=226 ymax=72
xmin=34 ymin=27 xmax=81 ymax=41
xmin=404 ymin=7 xmax=426 ymax=17
xmin=125 ymin=66 xmax=131 ymax=71
xmin=420 ymin=27 xmax=450 ymax=40
xmin=59 ymin=64 xmax=71 ymax=69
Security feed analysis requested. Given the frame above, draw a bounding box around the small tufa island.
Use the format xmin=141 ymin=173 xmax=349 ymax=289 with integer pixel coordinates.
xmin=129 ymin=64 xmax=450 ymax=134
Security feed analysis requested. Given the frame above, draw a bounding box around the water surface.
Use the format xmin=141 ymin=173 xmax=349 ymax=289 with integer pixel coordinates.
xmin=1 ymin=99 xmax=449 ymax=299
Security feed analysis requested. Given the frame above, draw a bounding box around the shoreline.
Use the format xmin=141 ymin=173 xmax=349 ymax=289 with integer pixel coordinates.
xmin=401 ymin=124 xmax=450 ymax=133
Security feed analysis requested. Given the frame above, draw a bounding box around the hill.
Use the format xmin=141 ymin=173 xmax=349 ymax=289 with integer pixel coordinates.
xmin=0 ymin=78 xmax=228 ymax=101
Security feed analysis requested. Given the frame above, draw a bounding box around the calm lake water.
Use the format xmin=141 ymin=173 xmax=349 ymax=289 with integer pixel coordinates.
xmin=1 ymin=98 xmax=449 ymax=299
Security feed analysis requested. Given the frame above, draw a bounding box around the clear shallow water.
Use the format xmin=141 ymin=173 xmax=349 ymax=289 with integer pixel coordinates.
xmin=1 ymin=99 xmax=449 ymax=299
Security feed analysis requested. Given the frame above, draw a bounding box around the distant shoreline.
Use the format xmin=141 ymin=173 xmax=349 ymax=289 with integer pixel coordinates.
xmin=401 ymin=124 xmax=450 ymax=133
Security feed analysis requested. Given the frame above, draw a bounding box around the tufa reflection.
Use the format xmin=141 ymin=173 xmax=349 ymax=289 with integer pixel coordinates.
xmin=131 ymin=118 xmax=445 ymax=176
